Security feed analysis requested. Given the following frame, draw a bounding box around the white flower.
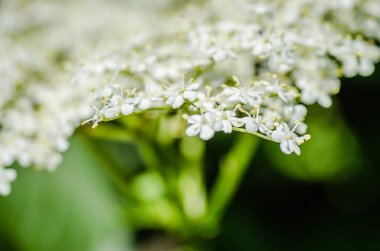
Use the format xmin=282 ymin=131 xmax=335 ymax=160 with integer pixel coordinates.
xmin=239 ymin=106 xmax=271 ymax=135
xmin=222 ymin=85 xmax=263 ymax=107
xmin=282 ymin=105 xmax=308 ymax=134
xmin=0 ymin=168 xmax=17 ymax=196
xmin=121 ymin=98 xmax=136 ymax=115
xmin=242 ymin=116 xmax=259 ymax=133
xmin=209 ymin=46 xmax=237 ymax=62
xmin=136 ymin=82 xmax=164 ymax=110
xmin=165 ymin=79 xmax=200 ymax=109
xmin=263 ymin=79 xmax=293 ymax=103
xmin=185 ymin=113 xmax=216 ymax=140
xmin=213 ymin=110 xmax=244 ymax=133
xmin=271 ymin=123 xmax=310 ymax=155
xmin=193 ymin=92 xmax=216 ymax=111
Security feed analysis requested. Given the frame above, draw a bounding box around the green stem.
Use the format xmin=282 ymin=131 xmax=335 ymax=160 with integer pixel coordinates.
xmin=178 ymin=156 xmax=207 ymax=222
xmin=209 ymin=134 xmax=260 ymax=221
xmin=81 ymin=135 xmax=131 ymax=197
xmin=116 ymin=116 xmax=162 ymax=171
xmin=232 ymin=127 xmax=275 ymax=142
xmin=80 ymin=124 xmax=134 ymax=143
xmin=135 ymin=139 xmax=161 ymax=171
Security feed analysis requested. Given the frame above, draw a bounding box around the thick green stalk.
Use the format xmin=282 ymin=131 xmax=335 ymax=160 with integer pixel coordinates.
xmin=209 ymin=134 xmax=260 ymax=221
xmin=178 ymin=137 xmax=207 ymax=223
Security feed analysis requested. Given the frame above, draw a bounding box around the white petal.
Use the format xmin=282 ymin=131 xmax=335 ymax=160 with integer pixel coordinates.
xmin=200 ymin=125 xmax=215 ymax=140
xmin=224 ymin=87 xmax=238 ymax=96
xmin=121 ymin=104 xmax=134 ymax=115
xmin=318 ymin=94 xmax=332 ymax=108
xmin=212 ymin=50 xmax=226 ymax=62
xmin=293 ymin=143 xmax=301 ymax=155
xmin=186 ymin=125 xmax=201 ymax=137
xmin=301 ymin=91 xmax=317 ymax=105
xmin=294 ymin=105 xmax=307 ymax=117
xmin=295 ymin=123 xmax=308 ymax=135
xmin=279 ymin=123 xmax=291 ymax=134
xmin=213 ymin=121 xmax=223 ymax=132
xmin=271 ymin=130 xmax=285 ymax=142
xmin=0 ymin=183 xmax=11 ymax=196
xmin=139 ymin=99 xmax=152 ymax=110
xmin=183 ymin=91 xmax=197 ymax=101
xmin=172 ymin=96 xmax=184 ymax=109
xmin=19 ymin=153 xmax=32 ymax=167
xmin=5 ymin=169 xmax=17 ymax=182
xmin=280 ymin=141 xmax=292 ymax=154
xmin=188 ymin=115 xmax=202 ymax=124
xmin=231 ymin=118 xmax=244 ymax=128
xmin=247 ymin=94 xmax=262 ymax=106
xmin=187 ymin=82 xmax=200 ymax=91
xmin=259 ymin=124 xmax=271 ymax=135
xmin=55 ymin=137 xmax=69 ymax=152
xmin=360 ymin=60 xmax=374 ymax=76
xmin=245 ymin=120 xmax=258 ymax=133
xmin=222 ymin=120 xmax=232 ymax=133
xmin=343 ymin=57 xmax=358 ymax=77
xmin=101 ymin=86 xmax=113 ymax=97
xmin=104 ymin=107 xmax=120 ymax=119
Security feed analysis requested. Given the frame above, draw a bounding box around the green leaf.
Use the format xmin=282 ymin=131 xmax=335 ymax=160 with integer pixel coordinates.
xmin=265 ymin=105 xmax=361 ymax=182
xmin=0 ymin=135 xmax=133 ymax=251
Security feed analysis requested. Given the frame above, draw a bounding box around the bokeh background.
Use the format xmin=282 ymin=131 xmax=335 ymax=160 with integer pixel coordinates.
xmin=213 ymin=64 xmax=380 ymax=251
xmin=0 ymin=65 xmax=379 ymax=250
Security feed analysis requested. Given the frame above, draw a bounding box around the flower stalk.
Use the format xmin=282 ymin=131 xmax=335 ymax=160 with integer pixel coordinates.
xmin=209 ymin=134 xmax=260 ymax=222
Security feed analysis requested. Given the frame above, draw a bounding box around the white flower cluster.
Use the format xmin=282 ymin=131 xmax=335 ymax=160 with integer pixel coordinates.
xmin=80 ymin=0 xmax=380 ymax=150
xmin=1 ymin=0 xmax=380 ymax=195
xmin=0 ymin=0 xmax=168 ymax=195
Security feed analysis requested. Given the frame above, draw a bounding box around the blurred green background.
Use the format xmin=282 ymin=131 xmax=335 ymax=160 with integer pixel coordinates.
xmin=212 ymin=65 xmax=380 ymax=251
xmin=1 ymin=65 xmax=380 ymax=250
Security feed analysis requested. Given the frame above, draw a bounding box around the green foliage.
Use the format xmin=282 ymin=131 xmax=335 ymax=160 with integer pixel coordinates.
xmin=265 ymin=105 xmax=361 ymax=181
xmin=0 ymin=136 xmax=132 ymax=251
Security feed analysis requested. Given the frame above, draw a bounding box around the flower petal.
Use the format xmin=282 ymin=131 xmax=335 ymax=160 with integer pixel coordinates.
xmin=172 ymin=95 xmax=184 ymax=109
xmin=200 ymin=125 xmax=215 ymax=140
xmin=186 ymin=124 xmax=201 ymax=137
xmin=121 ymin=104 xmax=134 ymax=115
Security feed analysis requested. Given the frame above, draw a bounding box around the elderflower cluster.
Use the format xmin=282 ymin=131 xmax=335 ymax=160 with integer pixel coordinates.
xmin=1 ymin=0 xmax=380 ymax=195
xmin=0 ymin=0 xmax=170 ymax=195
xmin=80 ymin=0 xmax=380 ymax=150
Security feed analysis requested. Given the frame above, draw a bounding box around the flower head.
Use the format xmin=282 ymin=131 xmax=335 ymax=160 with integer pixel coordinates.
xmin=0 ymin=0 xmax=379 ymax=196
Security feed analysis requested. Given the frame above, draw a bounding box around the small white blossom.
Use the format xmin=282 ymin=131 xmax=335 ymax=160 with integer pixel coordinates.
xmin=271 ymin=123 xmax=310 ymax=155
xmin=214 ymin=110 xmax=244 ymax=133
xmin=0 ymin=168 xmax=17 ymax=196
xmin=222 ymin=84 xmax=263 ymax=107
xmin=165 ymin=79 xmax=200 ymax=109
xmin=185 ymin=113 xmax=216 ymax=140
xmin=121 ymin=98 xmax=136 ymax=115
